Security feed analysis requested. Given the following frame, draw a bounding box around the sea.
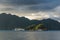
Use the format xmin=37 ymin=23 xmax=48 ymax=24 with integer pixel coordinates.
xmin=0 ymin=31 xmax=60 ymax=40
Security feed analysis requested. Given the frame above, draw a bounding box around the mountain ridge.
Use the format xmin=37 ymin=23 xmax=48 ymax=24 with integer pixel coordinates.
xmin=0 ymin=13 xmax=60 ymax=30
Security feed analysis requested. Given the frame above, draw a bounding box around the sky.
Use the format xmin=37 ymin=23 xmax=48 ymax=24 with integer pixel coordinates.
xmin=0 ymin=0 xmax=60 ymax=21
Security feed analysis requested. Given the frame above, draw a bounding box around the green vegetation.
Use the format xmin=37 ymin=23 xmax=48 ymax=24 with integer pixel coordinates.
xmin=25 ymin=24 xmax=47 ymax=31
xmin=35 ymin=24 xmax=43 ymax=30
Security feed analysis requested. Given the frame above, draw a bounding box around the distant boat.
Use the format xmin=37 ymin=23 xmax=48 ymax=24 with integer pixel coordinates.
xmin=37 ymin=29 xmax=43 ymax=31
xmin=14 ymin=28 xmax=25 ymax=31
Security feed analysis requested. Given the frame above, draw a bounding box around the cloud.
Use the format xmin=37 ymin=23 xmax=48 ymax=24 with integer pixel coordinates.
xmin=0 ymin=0 xmax=60 ymax=21
xmin=5 ymin=0 xmax=51 ymax=5
xmin=24 ymin=12 xmax=50 ymax=20
xmin=0 ymin=0 xmax=60 ymax=12
xmin=0 ymin=0 xmax=60 ymax=11
xmin=4 ymin=0 xmax=60 ymax=11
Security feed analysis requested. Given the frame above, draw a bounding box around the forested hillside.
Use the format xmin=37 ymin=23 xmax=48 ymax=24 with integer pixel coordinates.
xmin=0 ymin=13 xmax=60 ymax=30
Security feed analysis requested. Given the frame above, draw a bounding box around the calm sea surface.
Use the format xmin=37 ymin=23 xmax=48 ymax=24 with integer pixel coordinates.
xmin=0 ymin=31 xmax=60 ymax=40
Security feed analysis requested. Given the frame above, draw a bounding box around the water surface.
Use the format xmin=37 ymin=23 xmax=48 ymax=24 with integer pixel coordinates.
xmin=0 ymin=31 xmax=60 ymax=40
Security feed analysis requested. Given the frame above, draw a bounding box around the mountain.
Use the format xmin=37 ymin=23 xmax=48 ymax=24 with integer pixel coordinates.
xmin=0 ymin=13 xmax=60 ymax=30
xmin=0 ymin=13 xmax=31 ymax=30
xmin=40 ymin=19 xmax=60 ymax=30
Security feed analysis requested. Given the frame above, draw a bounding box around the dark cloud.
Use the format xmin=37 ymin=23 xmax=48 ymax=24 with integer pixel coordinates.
xmin=3 ymin=0 xmax=59 ymax=11
xmin=28 ymin=0 xmax=60 ymax=11
xmin=0 ymin=8 xmax=15 ymax=11
xmin=28 ymin=5 xmax=54 ymax=11
xmin=0 ymin=0 xmax=60 ymax=11
xmin=6 ymin=0 xmax=52 ymax=5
